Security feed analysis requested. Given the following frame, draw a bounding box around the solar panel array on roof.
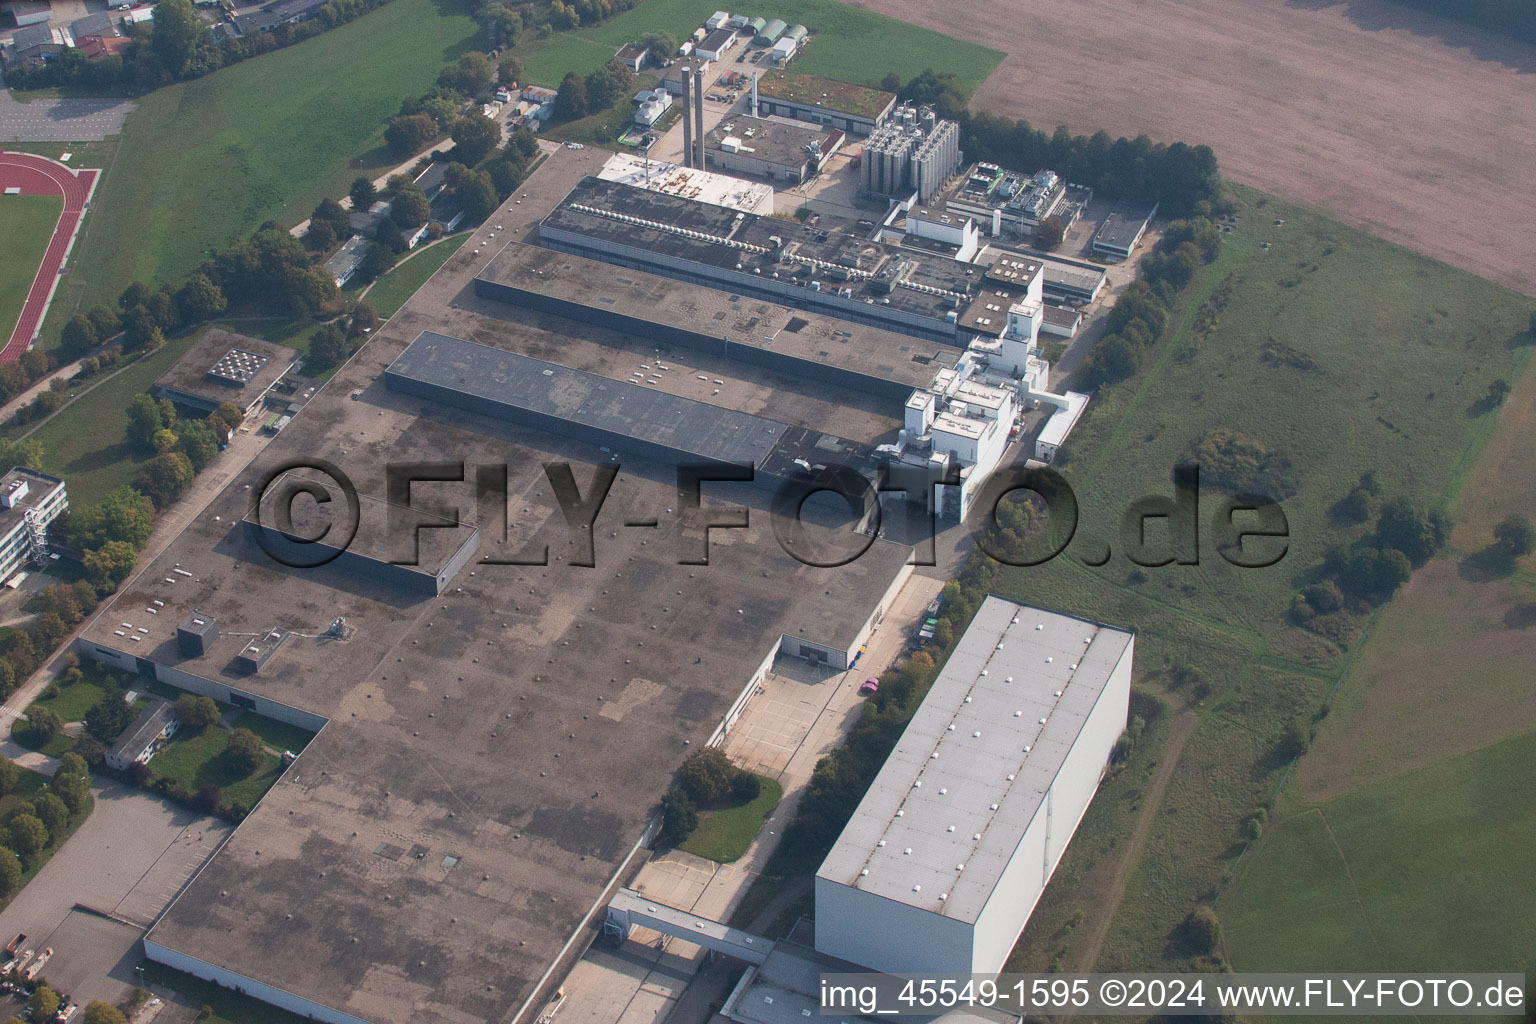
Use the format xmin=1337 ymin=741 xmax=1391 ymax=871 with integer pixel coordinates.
xmin=207 ymin=349 xmax=270 ymax=386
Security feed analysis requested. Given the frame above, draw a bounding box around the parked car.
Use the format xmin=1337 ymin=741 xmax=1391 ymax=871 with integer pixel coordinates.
xmin=859 ymin=678 xmax=879 ymax=695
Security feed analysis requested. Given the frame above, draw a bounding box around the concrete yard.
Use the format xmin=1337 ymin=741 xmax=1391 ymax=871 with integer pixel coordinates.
xmin=0 ymin=780 xmax=231 ymax=1006
xmin=0 ymin=88 xmax=134 ymax=142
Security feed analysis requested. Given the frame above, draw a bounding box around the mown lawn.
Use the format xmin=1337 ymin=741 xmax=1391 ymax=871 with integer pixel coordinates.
xmin=28 ymin=674 xmax=109 ymax=723
xmin=509 ymin=0 xmax=1003 ymax=92
xmin=28 ymin=0 xmax=484 ymax=330
xmin=149 ymin=724 xmax=283 ymax=810
xmin=364 ymin=233 xmax=471 ymax=319
xmin=0 ymin=195 xmax=61 ymax=346
xmin=15 ymin=330 xmax=201 ymax=506
xmin=999 ymin=183 xmax=1533 ymax=974
xmin=679 ymin=775 xmax=782 ymax=863
xmin=231 ymin=711 xmax=315 ymax=754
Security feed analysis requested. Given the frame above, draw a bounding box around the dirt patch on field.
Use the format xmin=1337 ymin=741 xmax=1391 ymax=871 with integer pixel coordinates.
xmin=1295 ymin=559 xmax=1536 ymax=803
xmin=1451 ymin=355 xmax=1536 ymax=551
xmin=848 ymin=0 xmax=1536 ymax=295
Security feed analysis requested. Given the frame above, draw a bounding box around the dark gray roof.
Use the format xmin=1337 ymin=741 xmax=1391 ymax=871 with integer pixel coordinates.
xmin=1094 ymin=205 xmax=1157 ymax=250
xmin=111 ymin=701 xmax=176 ymax=761
xmin=385 ymin=332 xmax=789 ymax=469
xmin=10 ymin=23 xmax=54 ymax=49
xmin=69 ymin=12 xmax=117 ymax=39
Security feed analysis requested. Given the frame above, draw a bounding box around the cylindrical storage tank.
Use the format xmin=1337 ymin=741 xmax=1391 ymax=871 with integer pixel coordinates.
xmin=785 ymin=23 xmax=807 ymax=41
xmin=755 ymin=18 xmax=786 ymax=44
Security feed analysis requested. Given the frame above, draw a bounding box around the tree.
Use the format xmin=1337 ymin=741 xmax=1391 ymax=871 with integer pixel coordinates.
xmin=195 ymin=783 xmax=222 ymax=814
xmin=176 ymin=272 xmax=227 ymax=323
xmin=1336 ymin=545 xmax=1412 ymax=604
xmin=311 ymin=197 xmax=351 ymax=237
xmin=67 ymin=485 xmax=156 ymax=549
xmin=176 ymin=693 xmax=221 ymax=730
xmin=450 ymin=113 xmax=500 ymax=167
xmin=145 ymin=288 xmax=178 ymax=332
xmin=639 ymin=31 xmax=674 ymax=58
xmin=177 ymin=419 xmax=220 ymax=472
xmin=26 ymin=982 xmax=59 ymax=1024
xmin=374 ymin=216 xmax=407 ymax=254
xmin=1375 ymin=499 xmax=1446 ymax=567
xmin=0 ymin=439 xmax=44 ymax=471
xmin=1493 ymin=513 xmax=1535 ymax=558
xmin=33 ymin=792 xmax=69 ymax=838
xmin=86 ymin=304 xmax=122 ymax=340
xmin=304 ymin=217 xmax=339 ymax=253
xmin=657 ymin=789 xmax=696 ymax=846
xmin=456 ymin=171 xmax=499 ymax=224
xmin=497 ymin=53 xmax=523 ymax=85
xmin=8 ymin=813 xmax=48 ymax=862
xmin=386 ymin=113 xmax=440 ymax=156
xmin=485 ymin=157 xmax=523 ymax=200
xmin=60 ymin=313 xmax=99 ymax=359
xmin=357 ymin=241 xmax=397 ymax=283
xmin=308 ymin=323 xmax=351 ymax=371
xmin=1081 ymin=334 xmax=1140 ymax=388
xmin=506 ymin=128 xmax=539 ymax=163
xmin=134 ymin=451 xmax=195 ymax=509
xmin=21 ymin=706 xmax=63 ymax=745
xmin=83 ymin=539 xmax=140 ymax=590
xmin=52 ymin=766 xmax=90 ymax=816
xmin=73 ymin=734 xmax=107 ymax=767
xmin=120 ymin=281 xmax=152 ymax=310
xmin=730 ymin=770 xmax=761 ymax=804
xmin=438 ymin=50 xmax=494 ymax=95
xmin=126 ymin=392 xmax=170 ymax=448
xmin=0 ymin=849 xmax=19 ymax=898
xmin=481 ymin=4 xmax=523 ymax=47
xmin=350 ymin=301 xmax=379 ymax=337
xmin=349 ymin=175 xmax=377 ymax=212
xmin=225 ymin=727 xmax=265 ymax=775
xmin=82 ymin=1004 xmax=128 ymax=1024
xmin=1035 ymin=215 xmax=1065 ymax=250
xmin=213 ymin=401 xmax=245 ymax=433
xmin=151 ymin=428 xmax=179 ymax=454
xmin=0 ymin=758 xmax=18 ymax=796
xmin=554 ymin=71 xmax=587 ymax=121
xmin=1278 ymin=717 xmax=1311 ymax=760
xmin=150 ymin=0 xmax=204 ymax=74
xmin=1487 ymin=378 xmax=1511 ymax=406
xmin=677 ymin=747 xmax=735 ymax=805
xmin=1181 ymin=906 xmax=1221 ymax=955
xmin=390 ymin=186 xmax=432 ymax=229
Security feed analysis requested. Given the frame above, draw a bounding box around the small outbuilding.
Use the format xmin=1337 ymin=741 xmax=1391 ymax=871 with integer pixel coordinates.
xmin=106 ymin=701 xmax=179 ymax=772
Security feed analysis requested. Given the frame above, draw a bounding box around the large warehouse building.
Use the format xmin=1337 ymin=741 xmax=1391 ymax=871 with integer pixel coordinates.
xmin=815 ymin=598 xmax=1133 ymax=975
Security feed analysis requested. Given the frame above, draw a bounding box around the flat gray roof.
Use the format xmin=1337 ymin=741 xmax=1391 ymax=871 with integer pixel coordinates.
xmin=1094 ymin=205 xmax=1157 ymax=250
xmin=817 ymin=598 xmax=1132 ymax=923
xmin=93 ymin=144 xmax=917 ymax=1024
xmin=705 ymin=115 xmax=834 ymax=170
xmin=152 ymin=328 xmax=298 ymax=410
xmin=0 ymin=466 xmax=64 ymax=538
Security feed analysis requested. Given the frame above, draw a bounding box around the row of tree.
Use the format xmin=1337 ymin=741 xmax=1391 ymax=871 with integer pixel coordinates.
xmin=1077 ymin=217 xmax=1224 ymax=391
xmin=553 ymin=63 xmax=638 ymax=123
xmin=657 ymin=747 xmax=763 ymax=846
xmin=0 ymin=752 xmax=91 ymax=894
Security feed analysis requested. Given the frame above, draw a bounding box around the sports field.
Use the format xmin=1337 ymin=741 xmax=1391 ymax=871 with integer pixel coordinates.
xmin=0 ymin=195 xmax=61 ymax=349
xmin=511 ymin=0 xmax=1002 ymax=91
xmin=997 ymin=183 xmax=1533 ymax=974
xmin=52 ymin=0 xmax=483 ymax=317
xmin=849 ymin=0 xmax=1536 ymax=296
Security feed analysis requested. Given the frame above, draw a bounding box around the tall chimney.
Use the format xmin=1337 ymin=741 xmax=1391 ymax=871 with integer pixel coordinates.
xmin=751 ymin=70 xmax=759 ymax=119
xmin=694 ymin=67 xmax=706 ymax=169
xmin=680 ymin=69 xmax=694 ymax=168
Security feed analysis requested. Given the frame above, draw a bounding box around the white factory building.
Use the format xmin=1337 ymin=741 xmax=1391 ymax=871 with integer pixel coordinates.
xmin=815 ymin=598 xmax=1134 ymax=976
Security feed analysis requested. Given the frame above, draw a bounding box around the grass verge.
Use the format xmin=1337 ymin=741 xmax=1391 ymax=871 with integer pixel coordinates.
xmin=679 ymin=775 xmax=782 ymax=863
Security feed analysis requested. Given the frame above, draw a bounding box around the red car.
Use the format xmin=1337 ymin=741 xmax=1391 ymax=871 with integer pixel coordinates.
xmin=859 ymin=678 xmax=879 ymax=695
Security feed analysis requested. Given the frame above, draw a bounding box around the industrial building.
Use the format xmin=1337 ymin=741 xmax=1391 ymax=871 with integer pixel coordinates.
xmin=0 ymin=467 xmax=66 ymax=584
xmin=594 ymin=151 xmax=775 ymax=215
xmin=861 ymin=104 xmax=962 ymax=203
xmin=750 ymin=70 xmax=896 ymax=136
xmin=703 ymin=115 xmax=844 ymax=184
xmin=632 ymin=87 xmax=672 ymax=126
xmin=75 ymin=144 xmax=924 ymax=1024
xmin=696 ymin=26 xmax=738 ymax=60
xmin=150 ymin=329 xmax=299 ymax=416
xmin=942 ymin=163 xmax=1081 ymax=240
xmin=815 ymin=598 xmax=1133 ymax=975
xmin=1092 ymin=203 xmax=1159 ymax=259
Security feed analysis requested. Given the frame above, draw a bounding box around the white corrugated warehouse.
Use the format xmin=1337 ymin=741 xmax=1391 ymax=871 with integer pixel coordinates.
xmin=814 ymin=597 xmax=1133 ymax=976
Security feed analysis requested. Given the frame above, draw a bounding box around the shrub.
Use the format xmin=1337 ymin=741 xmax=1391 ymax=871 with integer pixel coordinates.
xmin=175 ymin=693 xmax=221 ymax=730
xmin=657 ymin=789 xmax=697 ymax=847
xmin=730 ymin=771 xmax=762 ymax=804
xmin=677 ymin=747 xmax=736 ymax=805
xmin=1277 ymin=717 xmax=1311 ymax=760
xmin=1181 ymin=905 xmax=1222 ymax=955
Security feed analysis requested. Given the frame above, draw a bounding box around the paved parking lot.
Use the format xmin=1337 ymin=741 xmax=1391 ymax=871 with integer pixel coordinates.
xmin=0 ymin=780 xmax=231 ymax=1006
xmin=723 ymin=669 xmax=833 ymax=777
xmin=0 ymin=87 xmax=134 ymax=142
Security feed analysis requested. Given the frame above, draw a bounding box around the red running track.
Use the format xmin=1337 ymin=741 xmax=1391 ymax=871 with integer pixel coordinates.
xmin=0 ymin=151 xmax=98 ymax=363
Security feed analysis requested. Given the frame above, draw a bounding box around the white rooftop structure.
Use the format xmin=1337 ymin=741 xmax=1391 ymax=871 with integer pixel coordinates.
xmin=816 ymin=598 xmax=1133 ymax=975
xmin=596 ymin=152 xmax=775 ymax=216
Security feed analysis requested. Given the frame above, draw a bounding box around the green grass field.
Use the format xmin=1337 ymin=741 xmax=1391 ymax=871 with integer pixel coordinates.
xmin=1223 ymin=728 xmax=1536 ymax=974
xmin=37 ymin=0 xmax=483 ymax=325
xmin=509 ymin=0 xmax=1003 ymax=92
xmin=998 ymin=183 xmax=1533 ymax=973
xmin=364 ymin=233 xmax=470 ymax=318
xmin=150 ymin=723 xmax=284 ymax=809
xmin=29 ymin=673 xmax=110 ymax=723
xmin=679 ymin=775 xmax=782 ymax=863
xmin=17 ymin=330 xmax=202 ymax=506
xmin=0 ymin=195 xmax=62 ymax=347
